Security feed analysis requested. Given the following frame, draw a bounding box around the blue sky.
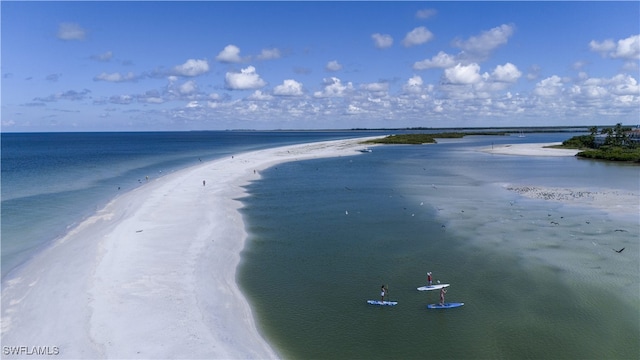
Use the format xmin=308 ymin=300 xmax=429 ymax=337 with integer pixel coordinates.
xmin=2 ymin=1 xmax=639 ymax=131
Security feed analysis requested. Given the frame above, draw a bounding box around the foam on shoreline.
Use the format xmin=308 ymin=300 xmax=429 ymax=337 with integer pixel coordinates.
xmin=1 ymin=137 xmax=379 ymax=359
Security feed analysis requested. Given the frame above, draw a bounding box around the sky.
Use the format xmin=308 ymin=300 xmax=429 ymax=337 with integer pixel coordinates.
xmin=1 ymin=1 xmax=639 ymax=132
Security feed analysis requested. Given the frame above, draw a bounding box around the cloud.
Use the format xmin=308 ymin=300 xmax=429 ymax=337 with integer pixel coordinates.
xmin=414 ymin=51 xmax=457 ymax=70
xmin=372 ymin=33 xmax=393 ymax=49
xmin=403 ymin=75 xmax=424 ymax=94
xmin=361 ymin=82 xmax=389 ymax=92
xmin=416 ymin=9 xmax=437 ymax=20
xmin=589 ymin=39 xmax=616 ymax=54
xmin=534 ymin=75 xmax=564 ymax=97
xmin=361 ymin=82 xmax=389 ymax=98
xmin=444 ymin=63 xmax=482 ymax=85
xmin=46 ymin=74 xmax=61 ymax=82
xmin=257 ymin=48 xmax=281 ymax=60
xmin=590 ymin=34 xmax=640 ymax=60
xmin=491 ymin=63 xmax=522 ymax=83
xmin=91 ymin=51 xmax=113 ymax=62
xmin=34 ymin=89 xmax=91 ymax=102
xmin=179 ymin=80 xmax=198 ymax=95
xmin=325 ymin=60 xmax=343 ymax=72
xmin=248 ymin=90 xmax=274 ymax=101
xmin=274 ymin=79 xmax=304 ymax=96
xmin=402 ymin=26 xmax=434 ymax=47
xmin=57 ymin=23 xmax=86 ymax=40
xmin=453 ymin=24 xmax=514 ymax=59
xmin=313 ymin=77 xmax=353 ymax=97
xmin=173 ymin=59 xmax=209 ymax=77
xmin=109 ymin=95 xmax=134 ymax=105
xmin=94 ymin=72 xmax=137 ymax=82
xmin=216 ymin=44 xmax=244 ymax=63
xmin=225 ymin=66 xmax=266 ymax=90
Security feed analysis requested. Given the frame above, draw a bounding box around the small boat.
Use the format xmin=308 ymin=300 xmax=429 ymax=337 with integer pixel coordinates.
xmin=358 ymin=148 xmax=372 ymax=153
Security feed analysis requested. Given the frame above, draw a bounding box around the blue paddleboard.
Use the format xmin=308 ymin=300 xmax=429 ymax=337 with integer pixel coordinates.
xmin=427 ymin=302 xmax=464 ymax=309
xmin=367 ymin=300 xmax=398 ymax=306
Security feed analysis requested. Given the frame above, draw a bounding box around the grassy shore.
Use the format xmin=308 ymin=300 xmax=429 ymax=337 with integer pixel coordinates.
xmin=549 ymin=134 xmax=640 ymax=162
xmin=363 ymin=132 xmax=507 ymax=145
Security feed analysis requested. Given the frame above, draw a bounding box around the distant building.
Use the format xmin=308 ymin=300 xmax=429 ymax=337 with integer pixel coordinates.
xmin=594 ymin=128 xmax=640 ymax=147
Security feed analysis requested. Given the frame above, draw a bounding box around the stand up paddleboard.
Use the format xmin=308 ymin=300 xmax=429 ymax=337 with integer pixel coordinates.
xmin=417 ymin=284 xmax=450 ymax=291
xmin=427 ymin=302 xmax=464 ymax=309
xmin=367 ymin=300 xmax=398 ymax=306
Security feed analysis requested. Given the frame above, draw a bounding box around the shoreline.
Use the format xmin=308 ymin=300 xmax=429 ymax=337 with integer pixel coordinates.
xmin=1 ymin=136 xmax=379 ymax=359
xmin=480 ymin=142 xmax=581 ymax=157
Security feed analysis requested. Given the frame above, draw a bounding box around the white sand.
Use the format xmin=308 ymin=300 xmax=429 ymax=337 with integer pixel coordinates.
xmin=1 ymin=137 xmax=379 ymax=359
xmin=480 ymin=142 xmax=581 ymax=157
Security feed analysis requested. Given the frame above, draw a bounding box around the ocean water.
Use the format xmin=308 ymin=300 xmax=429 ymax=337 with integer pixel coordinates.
xmin=2 ymin=131 xmax=638 ymax=359
xmin=239 ymin=133 xmax=639 ymax=359
xmin=1 ymin=131 xmax=384 ymax=279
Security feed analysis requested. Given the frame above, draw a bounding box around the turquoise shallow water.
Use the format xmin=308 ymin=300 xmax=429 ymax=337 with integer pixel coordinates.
xmin=239 ymin=134 xmax=639 ymax=359
xmin=1 ymin=131 xmax=382 ymax=278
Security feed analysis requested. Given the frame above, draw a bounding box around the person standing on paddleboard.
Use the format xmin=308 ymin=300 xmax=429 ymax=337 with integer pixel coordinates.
xmin=427 ymin=272 xmax=433 ymax=286
xmin=380 ymin=285 xmax=387 ymax=301
xmin=439 ymin=287 xmax=447 ymax=305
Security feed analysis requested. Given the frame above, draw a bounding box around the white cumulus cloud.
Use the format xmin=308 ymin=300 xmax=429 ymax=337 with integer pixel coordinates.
xmin=534 ymin=75 xmax=564 ymax=97
xmin=402 ymin=26 xmax=434 ymax=47
xmin=313 ymin=77 xmax=353 ymax=97
xmin=274 ymin=79 xmax=304 ymax=96
xmin=591 ymin=34 xmax=640 ymax=60
xmin=444 ymin=63 xmax=482 ymax=85
xmin=225 ymin=66 xmax=266 ymax=90
xmin=414 ymin=51 xmax=457 ymax=70
xmin=372 ymin=33 xmax=393 ymax=49
xmin=403 ymin=75 xmax=424 ymax=94
xmin=179 ymin=80 xmax=198 ymax=95
xmin=216 ymin=44 xmax=244 ymax=63
xmin=248 ymin=90 xmax=274 ymax=100
xmin=173 ymin=59 xmax=209 ymax=77
xmin=491 ymin=63 xmax=522 ymax=83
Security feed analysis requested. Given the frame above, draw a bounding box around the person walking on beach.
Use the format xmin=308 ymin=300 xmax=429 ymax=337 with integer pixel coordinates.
xmin=427 ymin=272 xmax=433 ymax=286
xmin=439 ymin=287 xmax=447 ymax=305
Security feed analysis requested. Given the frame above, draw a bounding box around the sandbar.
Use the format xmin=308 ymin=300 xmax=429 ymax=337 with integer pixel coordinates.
xmin=1 ymin=137 xmax=379 ymax=359
xmin=480 ymin=142 xmax=580 ymax=157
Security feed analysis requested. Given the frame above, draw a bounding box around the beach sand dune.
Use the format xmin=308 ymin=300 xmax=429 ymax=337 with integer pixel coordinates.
xmin=1 ymin=137 xmax=378 ymax=359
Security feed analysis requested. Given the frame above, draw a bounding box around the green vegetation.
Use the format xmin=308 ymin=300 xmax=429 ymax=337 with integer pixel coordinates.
xmin=577 ymin=147 xmax=640 ymax=162
xmin=555 ymin=123 xmax=640 ymax=162
xmin=363 ymin=132 xmax=507 ymax=145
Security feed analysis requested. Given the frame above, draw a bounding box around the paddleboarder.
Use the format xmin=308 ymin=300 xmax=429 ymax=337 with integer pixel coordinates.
xmin=427 ymin=272 xmax=433 ymax=286
xmin=439 ymin=287 xmax=447 ymax=305
xmin=380 ymin=285 xmax=387 ymax=301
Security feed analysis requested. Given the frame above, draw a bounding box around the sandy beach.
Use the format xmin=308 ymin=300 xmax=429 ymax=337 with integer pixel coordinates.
xmin=480 ymin=142 xmax=581 ymax=157
xmin=1 ymin=137 xmax=378 ymax=359
xmin=479 ymin=141 xmax=638 ymax=216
